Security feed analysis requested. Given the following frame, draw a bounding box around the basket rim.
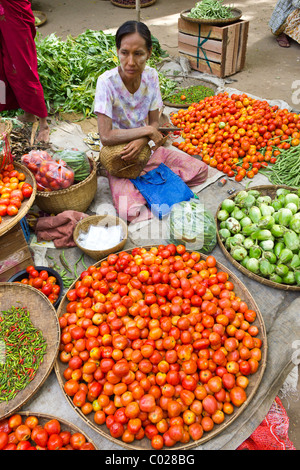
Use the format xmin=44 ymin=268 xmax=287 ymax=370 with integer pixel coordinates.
xmin=73 ymin=214 xmax=128 ymax=259
xmin=163 ymin=82 xmax=218 ymax=108
xmin=17 ymin=411 xmax=98 ymax=449
xmin=110 ymin=0 xmax=156 ymax=7
xmin=0 ymin=161 xmax=37 ymax=238
xmin=215 ymin=184 xmax=300 ymax=291
xmin=0 ymin=119 xmax=13 ymax=138
xmin=180 ymin=8 xmax=243 ymax=24
xmin=55 ymin=246 xmax=267 ymax=450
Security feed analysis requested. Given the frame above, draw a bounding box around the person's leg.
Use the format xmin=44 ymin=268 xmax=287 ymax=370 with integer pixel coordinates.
xmin=0 ymin=4 xmax=49 ymax=141
xmin=144 ymin=146 xmax=208 ymax=186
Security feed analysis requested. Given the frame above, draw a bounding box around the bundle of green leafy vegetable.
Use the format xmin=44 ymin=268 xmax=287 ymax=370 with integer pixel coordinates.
xmin=34 ymin=29 xmax=177 ymax=118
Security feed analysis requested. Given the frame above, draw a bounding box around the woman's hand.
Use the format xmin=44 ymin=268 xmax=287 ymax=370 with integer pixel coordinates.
xmin=120 ymin=137 xmax=148 ymax=161
xmin=148 ymin=126 xmax=165 ymax=149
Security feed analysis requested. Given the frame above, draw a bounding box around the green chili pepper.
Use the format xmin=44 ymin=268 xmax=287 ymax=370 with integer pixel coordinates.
xmin=0 ymin=306 xmax=47 ymax=402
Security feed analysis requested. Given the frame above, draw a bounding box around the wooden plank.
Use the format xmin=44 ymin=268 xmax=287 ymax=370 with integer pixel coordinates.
xmin=178 ymin=17 xmax=224 ymax=41
xmin=238 ymin=20 xmax=249 ymax=70
xmin=224 ymin=22 xmax=239 ymax=77
xmin=178 ymin=31 xmax=222 ymax=54
xmin=179 ymin=51 xmax=222 ymax=77
xmin=178 ymin=41 xmax=221 ymax=64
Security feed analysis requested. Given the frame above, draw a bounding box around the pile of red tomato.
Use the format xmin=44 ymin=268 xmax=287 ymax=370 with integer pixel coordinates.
xmin=0 ymin=413 xmax=94 ymax=450
xmin=170 ymin=92 xmax=300 ymax=181
xmin=17 ymin=265 xmax=61 ymax=305
xmin=58 ymin=244 xmax=263 ymax=449
xmin=0 ymin=163 xmax=33 ymax=223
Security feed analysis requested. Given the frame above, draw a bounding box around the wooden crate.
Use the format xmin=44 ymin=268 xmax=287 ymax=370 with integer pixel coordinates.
xmin=178 ymin=17 xmax=249 ymax=78
xmin=0 ymin=222 xmax=33 ymax=282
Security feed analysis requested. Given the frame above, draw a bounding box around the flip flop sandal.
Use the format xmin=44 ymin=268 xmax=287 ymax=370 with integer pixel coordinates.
xmin=276 ymin=35 xmax=290 ymax=47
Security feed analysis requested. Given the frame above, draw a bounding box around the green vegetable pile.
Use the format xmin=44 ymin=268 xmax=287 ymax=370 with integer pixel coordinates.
xmin=34 ymin=30 xmax=176 ymax=118
xmin=260 ymin=143 xmax=300 ymax=187
xmin=165 ymin=85 xmax=215 ymax=105
xmin=217 ymin=188 xmax=300 ymax=286
xmin=188 ymin=0 xmax=235 ymax=20
xmin=168 ymin=199 xmax=217 ymax=253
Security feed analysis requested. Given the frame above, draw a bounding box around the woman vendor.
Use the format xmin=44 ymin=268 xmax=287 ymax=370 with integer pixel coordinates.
xmin=269 ymin=0 xmax=300 ymax=47
xmin=0 ymin=0 xmax=49 ymax=142
xmin=94 ymin=20 xmax=208 ymax=223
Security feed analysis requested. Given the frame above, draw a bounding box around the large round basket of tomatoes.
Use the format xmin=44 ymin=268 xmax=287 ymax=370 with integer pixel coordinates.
xmin=54 ymin=244 xmax=267 ymax=450
xmin=0 ymin=411 xmax=97 ymax=450
xmin=0 ymin=161 xmax=36 ymax=237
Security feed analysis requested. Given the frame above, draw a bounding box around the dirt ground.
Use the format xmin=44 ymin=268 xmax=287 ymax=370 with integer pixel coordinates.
xmin=30 ymin=0 xmax=300 ymax=450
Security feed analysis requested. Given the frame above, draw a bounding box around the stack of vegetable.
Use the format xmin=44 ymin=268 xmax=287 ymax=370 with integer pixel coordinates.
xmin=188 ymin=0 xmax=235 ymax=20
xmin=259 ymin=143 xmax=300 ymax=187
xmin=165 ymin=85 xmax=215 ymax=106
xmin=217 ymin=188 xmax=300 ymax=286
xmin=0 ymin=306 xmax=47 ymax=402
xmin=170 ymin=92 xmax=300 ymax=182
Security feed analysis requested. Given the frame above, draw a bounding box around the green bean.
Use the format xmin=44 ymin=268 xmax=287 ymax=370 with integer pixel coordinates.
xmin=60 ymin=250 xmax=73 ymax=273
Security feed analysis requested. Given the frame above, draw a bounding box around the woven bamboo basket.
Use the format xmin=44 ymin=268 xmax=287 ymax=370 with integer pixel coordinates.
xmin=0 ymin=161 xmax=37 ymax=238
xmin=111 ymin=0 xmax=156 ymax=8
xmin=215 ymin=185 xmax=300 ymax=291
xmin=73 ymin=214 xmax=128 ymax=260
xmin=55 ymin=246 xmax=267 ymax=450
xmin=180 ymin=8 xmax=242 ymax=25
xmin=100 ymin=143 xmax=151 ymax=179
xmin=14 ymin=411 xmax=98 ymax=449
xmin=34 ymin=157 xmax=97 ymax=215
xmin=0 ymin=119 xmax=13 ymax=169
xmin=164 ymin=81 xmax=218 ymax=108
xmin=0 ymin=283 xmax=60 ymax=420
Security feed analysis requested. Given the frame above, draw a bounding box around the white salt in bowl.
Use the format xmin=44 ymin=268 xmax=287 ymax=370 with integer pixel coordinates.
xmin=73 ymin=214 xmax=128 ymax=261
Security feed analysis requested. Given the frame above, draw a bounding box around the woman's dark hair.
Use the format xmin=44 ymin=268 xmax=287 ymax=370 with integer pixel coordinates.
xmin=115 ymin=21 xmax=152 ymax=51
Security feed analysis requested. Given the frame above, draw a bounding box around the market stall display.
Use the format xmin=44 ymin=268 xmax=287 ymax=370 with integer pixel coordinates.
xmin=216 ymin=186 xmax=300 ymax=290
xmin=54 ymin=245 xmax=267 ymax=450
xmin=8 ymin=265 xmax=64 ymax=308
xmin=0 ymin=283 xmax=60 ymax=420
xmin=0 ymin=411 xmax=97 ymax=450
xmin=170 ymin=92 xmax=300 ymax=181
xmin=73 ymin=214 xmax=128 ymax=261
xmin=0 ymin=161 xmax=36 ymax=237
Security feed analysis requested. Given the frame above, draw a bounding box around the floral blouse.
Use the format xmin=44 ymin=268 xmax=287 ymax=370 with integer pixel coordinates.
xmin=94 ymin=65 xmax=163 ymax=129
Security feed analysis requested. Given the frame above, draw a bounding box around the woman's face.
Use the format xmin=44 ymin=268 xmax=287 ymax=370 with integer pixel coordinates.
xmin=117 ymin=32 xmax=151 ymax=81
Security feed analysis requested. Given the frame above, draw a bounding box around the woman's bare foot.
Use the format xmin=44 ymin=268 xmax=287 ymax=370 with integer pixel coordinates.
xmin=36 ymin=117 xmax=50 ymax=143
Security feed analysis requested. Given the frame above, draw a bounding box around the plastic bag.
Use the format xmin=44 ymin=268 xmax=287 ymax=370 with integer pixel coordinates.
xmin=36 ymin=159 xmax=74 ymax=191
xmin=21 ymin=150 xmax=74 ymax=191
xmin=167 ymin=199 xmax=217 ymax=253
xmin=53 ymin=149 xmax=91 ymax=182
xmin=21 ymin=150 xmax=53 ymax=174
